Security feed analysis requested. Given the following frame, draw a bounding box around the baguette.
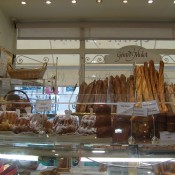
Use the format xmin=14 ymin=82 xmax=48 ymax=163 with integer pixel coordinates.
xmin=158 ymin=60 xmax=168 ymax=112
xmin=120 ymin=74 xmax=127 ymax=102
xmin=135 ymin=65 xmax=143 ymax=102
xmin=144 ymin=62 xmax=154 ymax=100
xmin=76 ymin=82 xmax=87 ymax=112
xmin=128 ymin=75 xmax=135 ymax=102
xmin=149 ymin=60 xmax=162 ymax=111
xmin=114 ymin=75 xmax=122 ymax=102
xmin=101 ymin=78 xmax=108 ymax=102
xmin=79 ymin=81 xmax=95 ymax=113
xmin=140 ymin=66 xmax=150 ymax=101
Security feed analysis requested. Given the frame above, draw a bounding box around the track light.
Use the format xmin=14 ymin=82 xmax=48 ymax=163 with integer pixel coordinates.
xmin=72 ymin=0 xmax=77 ymax=4
xmin=96 ymin=0 xmax=103 ymax=3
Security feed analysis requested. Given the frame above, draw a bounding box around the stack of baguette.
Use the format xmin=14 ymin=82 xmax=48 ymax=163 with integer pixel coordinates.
xmin=134 ymin=60 xmax=168 ymax=112
xmin=76 ymin=60 xmax=169 ymax=113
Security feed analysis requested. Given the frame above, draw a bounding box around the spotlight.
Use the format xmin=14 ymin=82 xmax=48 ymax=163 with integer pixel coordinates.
xmin=46 ymin=0 xmax=51 ymax=4
xmin=21 ymin=1 xmax=26 ymax=5
xmin=96 ymin=0 xmax=103 ymax=3
xmin=72 ymin=0 xmax=77 ymax=4
xmin=123 ymin=0 xmax=128 ymax=3
xmin=148 ymin=0 xmax=153 ymax=4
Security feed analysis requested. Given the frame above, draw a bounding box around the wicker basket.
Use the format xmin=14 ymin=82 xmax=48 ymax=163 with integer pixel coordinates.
xmin=4 ymin=90 xmax=32 ymax=113
xmin=7 ymin=63 xmax=47 ymax=80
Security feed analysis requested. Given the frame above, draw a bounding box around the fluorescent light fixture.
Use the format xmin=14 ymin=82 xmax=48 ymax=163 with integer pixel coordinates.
xmin=0 ymin=154 xmax=38 ymax=161
xmin=46 ymin=0 xmax=51 ymax=4
xmin=81 ymin=157 xmax=174 ymax=163
xmin=92 ymin=150 xmax=106 ymax=153
xmin=21 ymin=1 xmax=26 ymax=5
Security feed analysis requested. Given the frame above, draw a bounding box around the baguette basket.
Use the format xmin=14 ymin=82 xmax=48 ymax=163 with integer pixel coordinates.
xmin=7 ymin=63 xmax=47 ymax=80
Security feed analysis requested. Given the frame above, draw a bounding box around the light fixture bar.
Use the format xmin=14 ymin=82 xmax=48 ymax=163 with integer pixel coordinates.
xmin=92 ymin=150 xmax=106 ymax=153
xmin=81 ymin=157 xmax=174 ymax=163
xmin=0 ymin=154 xmax=39 ymax=161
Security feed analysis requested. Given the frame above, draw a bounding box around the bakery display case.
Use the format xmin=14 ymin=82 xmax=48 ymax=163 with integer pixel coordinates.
xmin=0 ymin=45 xmax=175 ymax=174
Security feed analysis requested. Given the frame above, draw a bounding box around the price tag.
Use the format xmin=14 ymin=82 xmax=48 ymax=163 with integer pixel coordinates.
xmin=117 ymin=102 xmax=135 ymax=115
xmin=35 ymin=100 xmax=51 ymax=112
xmin=133 ymin=107 xmax=148 ymax=117
xmin=16 ymin=109 xmax=21 ymax=118
xmin=160 ymin=131 xmax=175 ymax=141
xmin=25 ymin=106 xmax=32 ymax=114
xmin=142 ymin=100 xmax=160 ymax=115
xmin=1 ymin=105 xmax=6 ymax=111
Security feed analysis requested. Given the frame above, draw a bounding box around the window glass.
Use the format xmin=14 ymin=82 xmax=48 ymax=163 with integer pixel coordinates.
xmin=85 ymin=40 xmax=175 ymax=49
xmin=17 ymin=40 xmax=80 ymax=49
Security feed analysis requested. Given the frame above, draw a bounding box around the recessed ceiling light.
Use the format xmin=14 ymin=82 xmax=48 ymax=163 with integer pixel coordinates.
xmin=96 ymin=0 xmax=103 ymax=3
xmin=174 ymin=0 xmax=175 ymax=3
xmin=72 ymin=0 xmax=77 ymax=4
xmin=46 ymin=0 xmax=51 ymax=4
xmin=148 ymin=0 xmax=153 ymax=4
xmin=123 ymin=0 xmax=128 ymax=3
xmin=21 ymin=1 xmax=26 ymax=5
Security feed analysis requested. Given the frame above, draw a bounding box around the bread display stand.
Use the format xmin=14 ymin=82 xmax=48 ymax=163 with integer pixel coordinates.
xmin=0 ymin=45 xmax=175 ymax=174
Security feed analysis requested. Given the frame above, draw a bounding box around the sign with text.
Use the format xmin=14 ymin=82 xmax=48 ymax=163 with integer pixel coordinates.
xmin=117 ymin=100 xmax=160 ymax=116
xmin=104 ymin=45 xmax=161 ymax=64
xmin=35 ymin=100 xmax=51 ymax=112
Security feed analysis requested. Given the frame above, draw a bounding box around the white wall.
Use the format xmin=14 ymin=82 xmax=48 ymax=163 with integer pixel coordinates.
xmin=0 ymin=9 xmax=16 ymax=52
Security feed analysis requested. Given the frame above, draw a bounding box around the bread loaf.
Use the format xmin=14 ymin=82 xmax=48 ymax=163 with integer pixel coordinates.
xmin=135 ymin=65 xmax=143 ymax=102
xmin=120 ymin=74 xmax=127 ymax=102
xmin=79 ymin=81 xmax=95 ymax=113
xmin=76 ymin=82 xmax=87 ymax=112
xmin=114 ymin=75 xmax=122 ymax=102
xmin=144 ymin=62 xmax=154 ymax=100
xmin=140 ymin=66 xmax=150 ymax=101
xmin=128 ymin=75 xmax=135 ymax=102
xmin=158 ymin=60 xmax=168 ymax=112
xmin=149 ymin=60 xmax=162 ymax=111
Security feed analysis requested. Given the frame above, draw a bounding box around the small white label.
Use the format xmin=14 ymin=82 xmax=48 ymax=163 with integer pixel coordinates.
xmin=117 ymin=102 xmax=135 ymax=115
xmin=25 ymin=106 xmax=32 ymax=114
xmin=1 ymin=105 xmax=6 ymax=111
xmin=142 ymin=100 xmax=160 ymax=115
xmin=160 ymin=131 xmax=175 ymax=141
xmin=35 ymin=100 xmax=51 ymax=112
xmin=16 ymin=109 xmax=21 ymax=118
xmin=117 ymin=100 xmax=159 ymax=116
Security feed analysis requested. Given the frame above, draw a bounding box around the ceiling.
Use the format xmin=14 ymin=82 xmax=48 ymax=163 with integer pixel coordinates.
xmin=0 ymin=0 xmax=175 ymax=23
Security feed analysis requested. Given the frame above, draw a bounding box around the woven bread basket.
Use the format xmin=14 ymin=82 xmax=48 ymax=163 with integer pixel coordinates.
xmin=7 ymin=63 xmax=47 ymax=80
